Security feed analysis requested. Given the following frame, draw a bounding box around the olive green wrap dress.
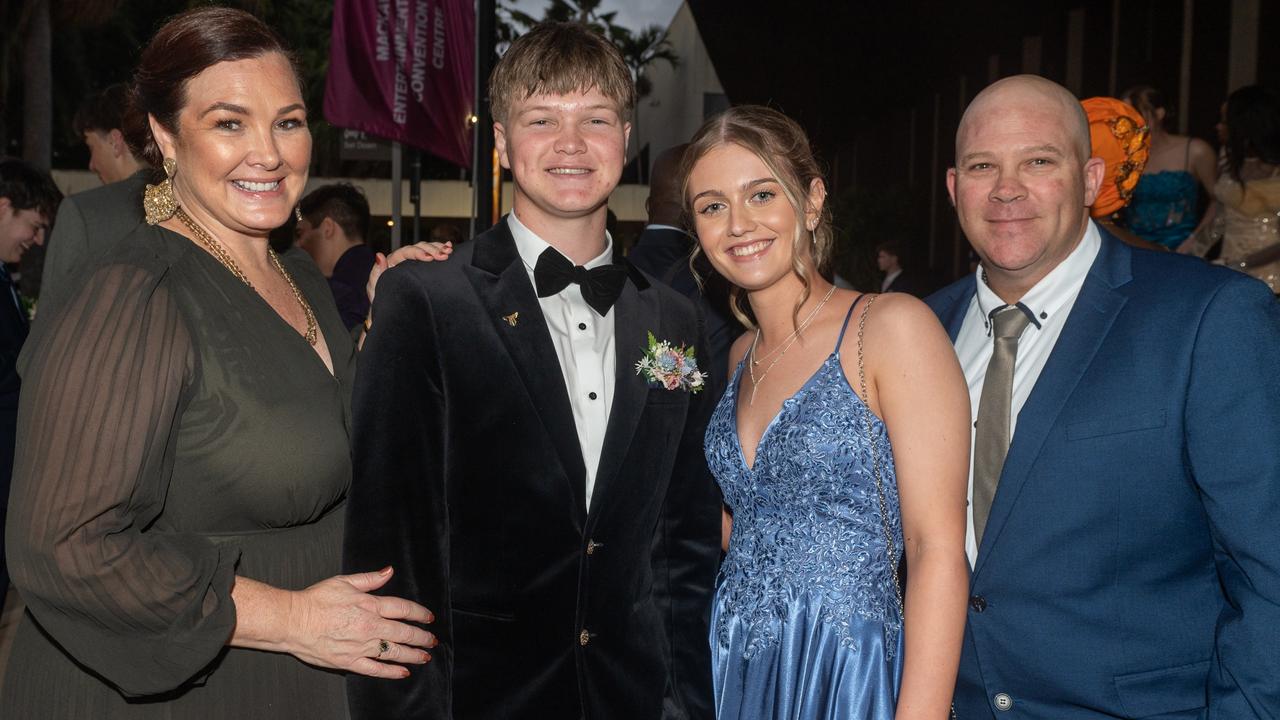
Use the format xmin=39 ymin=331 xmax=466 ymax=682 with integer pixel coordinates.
xmin=0 ymin=224 xmax=356 ymax=719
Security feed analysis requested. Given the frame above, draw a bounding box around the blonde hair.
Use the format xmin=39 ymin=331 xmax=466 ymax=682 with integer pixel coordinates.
xmin=489 ymin=22 xmax=635 ymax=124
xmin=679 ymin=105 xmax=833 ymax=329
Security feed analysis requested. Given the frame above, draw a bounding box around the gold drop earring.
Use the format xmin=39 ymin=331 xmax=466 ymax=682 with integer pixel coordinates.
xmin=144 ymin=157 xmax=179 ymax=225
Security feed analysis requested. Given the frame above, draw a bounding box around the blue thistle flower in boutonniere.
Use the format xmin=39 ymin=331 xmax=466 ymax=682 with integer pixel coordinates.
xmin=635 ymin=331 xmax=707 ymax=393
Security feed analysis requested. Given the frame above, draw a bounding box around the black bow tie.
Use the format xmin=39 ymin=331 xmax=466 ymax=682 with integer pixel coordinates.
xmin=533 ymin=247 xmax=628 ymax=316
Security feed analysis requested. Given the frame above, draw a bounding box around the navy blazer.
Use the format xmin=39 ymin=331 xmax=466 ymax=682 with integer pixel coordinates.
xmin=927 ymin=228 xmax=1280 ymax=719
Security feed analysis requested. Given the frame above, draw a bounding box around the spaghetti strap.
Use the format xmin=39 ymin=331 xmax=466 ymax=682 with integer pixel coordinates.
xmin=834 ymin=293 xmax=871 ymax=351
xmin=1184 ymin=138 xmax=1192 ymax=171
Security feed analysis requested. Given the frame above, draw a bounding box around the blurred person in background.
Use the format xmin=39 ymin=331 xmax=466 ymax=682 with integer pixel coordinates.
xmin=41 ymin=83 xmax=153 ymax=312
xmin=876 ymin=240 xmax=927 ymax=296
xmin=629 ymin=142 xmax=740 ymax=383
xmin=296 ymin=183 xmax=381 ymax=330
xmin=78 ymin=83 xmax=148 ymax=186
xmin=0 ymin=158 xmax=60 ymax=617
xmin=1081 ymin=96 xmax=1165 ymax=251
xmin=428 ymin=222 xmax=463 ymax=245
xmin=1119 ymin=86 xmax=1217 ymax=250
xmin=1182 ymin=85 xmax=1280 ymax=294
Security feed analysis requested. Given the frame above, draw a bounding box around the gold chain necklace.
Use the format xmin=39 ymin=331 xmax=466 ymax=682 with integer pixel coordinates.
xmin=749 ymin=284 xmax=837 ymax=368
xmin=174 ymin=207 xmax=318 ymax=346
xmin=746 ymin=284 xmax=837 ymax=405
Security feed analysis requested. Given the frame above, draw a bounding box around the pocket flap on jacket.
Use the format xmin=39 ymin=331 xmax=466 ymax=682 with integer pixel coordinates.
xmin=1113 ymin=659 xmax=1210 ymax=717
xmin=1067 ymin=410 xmax=1167 ymax=440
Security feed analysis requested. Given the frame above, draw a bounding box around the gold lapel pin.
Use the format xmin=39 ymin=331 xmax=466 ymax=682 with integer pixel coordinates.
xmin=503 ymin=312 xmax=519 ymax=327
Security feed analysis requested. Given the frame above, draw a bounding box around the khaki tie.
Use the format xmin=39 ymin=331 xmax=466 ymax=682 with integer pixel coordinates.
xmin=972 ymin=305 xmax=1032 ymax=549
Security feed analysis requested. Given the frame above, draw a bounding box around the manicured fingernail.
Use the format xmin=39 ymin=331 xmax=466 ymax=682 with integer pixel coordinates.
xmin=425 ymin=611 xmax=435 ymax=623
xmin=426 ymin=633 xmax=438 ymax=647
xmin=380 ymin=566 xmax=393 ymax=576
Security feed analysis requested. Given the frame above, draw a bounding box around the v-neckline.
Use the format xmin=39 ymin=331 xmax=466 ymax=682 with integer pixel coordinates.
xmin=166 ymin=228 xmax=339 ymax=380
xmin=731 ymin=353 xmax=837 ymax=473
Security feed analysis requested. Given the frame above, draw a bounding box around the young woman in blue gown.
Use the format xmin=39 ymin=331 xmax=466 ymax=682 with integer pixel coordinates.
xmin=680 ymin=106 xmax=970 ymax=719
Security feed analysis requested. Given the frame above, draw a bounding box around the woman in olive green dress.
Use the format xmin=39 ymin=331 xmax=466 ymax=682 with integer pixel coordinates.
xmin=0 ymin=8 xmax=441 ymax=718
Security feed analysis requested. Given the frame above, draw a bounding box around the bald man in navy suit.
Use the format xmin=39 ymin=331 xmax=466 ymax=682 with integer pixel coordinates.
xmin=927 ymin=75 xmax=1280 ymax=718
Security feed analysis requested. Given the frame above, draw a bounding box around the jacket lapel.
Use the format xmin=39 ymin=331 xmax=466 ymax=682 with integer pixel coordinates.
xmin=973 ymin=232 xmax=1133 ymax=577
xmin=587 ymin=264 xmax=658 ymax=524
xmin=465 ymin=221 xmax=589 ymax=528
xmin=937 ymin=275 xmax=977 ymax=343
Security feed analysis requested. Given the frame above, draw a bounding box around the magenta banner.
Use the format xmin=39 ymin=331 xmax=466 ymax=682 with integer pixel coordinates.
xmin=324 ymin=0 xmax=475 ymax=168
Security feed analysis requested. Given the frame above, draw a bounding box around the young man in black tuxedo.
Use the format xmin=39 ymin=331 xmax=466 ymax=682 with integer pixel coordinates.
xmin=344 ymin=22 xmax=722 ymax=720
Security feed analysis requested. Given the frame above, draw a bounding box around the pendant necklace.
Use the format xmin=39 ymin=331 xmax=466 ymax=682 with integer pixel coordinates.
xmin=746 ymin=284 xmax=837 ymax=405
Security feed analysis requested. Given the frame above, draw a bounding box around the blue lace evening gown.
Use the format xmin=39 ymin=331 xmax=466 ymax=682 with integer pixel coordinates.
xmin=705 ymin=296 xmax=904 ymax=719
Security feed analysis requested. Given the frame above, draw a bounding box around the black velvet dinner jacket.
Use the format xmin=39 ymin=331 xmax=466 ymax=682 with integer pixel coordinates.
xmin=344 ymin=219 xmax=722 ymax=720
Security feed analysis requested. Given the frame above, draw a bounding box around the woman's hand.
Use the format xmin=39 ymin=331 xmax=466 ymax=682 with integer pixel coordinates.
xmin=366 ymin=241 xmax=453 ymax=306
xmin=284 ymin=566 xmax=436 ymax=679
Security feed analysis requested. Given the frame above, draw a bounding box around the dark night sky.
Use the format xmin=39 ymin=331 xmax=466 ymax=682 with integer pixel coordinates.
xmin=688 ymin=0 xmax=1078 ymax=154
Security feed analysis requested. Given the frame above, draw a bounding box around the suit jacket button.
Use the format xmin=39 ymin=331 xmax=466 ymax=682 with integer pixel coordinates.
xmin=993 ymin=692 xmax=1013 ymax=711
xmin=579 ymin=629 xmax=591 ymax=646
xmin=586 ymin=539 xmax=602 ymax=555
xmin=969 ymin=595 xmax=987 ymax=612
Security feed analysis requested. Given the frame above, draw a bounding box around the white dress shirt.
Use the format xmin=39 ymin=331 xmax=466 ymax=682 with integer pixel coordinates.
xmin=509 ymin=211 xmax=616 ymax=510
xmin=880 ymin=268 xmax=903 ymax=292
xmin=954 ymin=221 xmax=1102 ymax=565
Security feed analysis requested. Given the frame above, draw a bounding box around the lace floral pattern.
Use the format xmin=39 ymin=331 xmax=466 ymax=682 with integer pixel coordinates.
xmin=707 ymin=354 xmax=904 ymax=660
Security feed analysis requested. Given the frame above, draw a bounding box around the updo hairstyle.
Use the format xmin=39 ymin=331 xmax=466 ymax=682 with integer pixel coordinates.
xmin=678 ymin=105 xmax=833 ymax=329
xmin=122 ymin=7 xmax=301 ymax=169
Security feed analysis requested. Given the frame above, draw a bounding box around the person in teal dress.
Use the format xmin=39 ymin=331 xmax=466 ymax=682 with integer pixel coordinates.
xmin=1120 ymin=86 xmax=1218 ymax=250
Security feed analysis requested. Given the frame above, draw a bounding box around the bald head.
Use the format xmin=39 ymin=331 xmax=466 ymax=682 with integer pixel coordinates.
xmin=646 ymin=143 xmax=689 ymax=226
xmin=957 ymin=75 xmax=1091 ymax=163
xmin=945 ymin=74 xmax=1106 ymax=303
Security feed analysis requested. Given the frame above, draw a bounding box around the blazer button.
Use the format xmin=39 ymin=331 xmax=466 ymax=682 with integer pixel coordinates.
xmin=579 ymin=629 xmax=591 ymax=646
xmin=586 ymin=539 xmax=603 ymax=555
xmin=969 ymin=595 xmax=987 ymax=612
xmin=993 ymin=692 xmax=1013 ymax=711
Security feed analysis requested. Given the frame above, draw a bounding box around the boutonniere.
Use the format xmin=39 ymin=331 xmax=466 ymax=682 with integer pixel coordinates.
xmin=635 ymin=331 xmax=707 ymax=393
xmin=19 ymin=295 xmax=36 ymax=322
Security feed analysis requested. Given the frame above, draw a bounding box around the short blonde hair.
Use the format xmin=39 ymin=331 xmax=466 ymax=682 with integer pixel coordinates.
xmin=489 ymin=22 xmax=635 ymax=124
xmin=680 ymin=105 xmax=833 ymax=329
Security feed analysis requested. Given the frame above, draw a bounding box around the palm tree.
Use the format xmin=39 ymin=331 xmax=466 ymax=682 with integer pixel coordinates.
xmin=611 ymin=23 xmax=678 ymax=101
xmin=496 ymin=1 xmax=540 ymax=55
xmin=542 ymin=0 xmax=620 ymax=36
xmin=611 ymin=24 xmax=678 ymax=184
xmin=7 ymin=0 xmax=124 ymax=170
xmin=18 ymin=0 xmax=52 ymax=171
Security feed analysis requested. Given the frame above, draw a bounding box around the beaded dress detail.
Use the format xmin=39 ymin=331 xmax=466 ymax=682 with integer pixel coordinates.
xmin=705 ymin=296 xmax=903 ymax=719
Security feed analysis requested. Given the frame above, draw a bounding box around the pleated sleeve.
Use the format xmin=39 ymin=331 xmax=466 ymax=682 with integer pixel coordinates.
xmin=5 ymin=259 xmax=240 ymax=697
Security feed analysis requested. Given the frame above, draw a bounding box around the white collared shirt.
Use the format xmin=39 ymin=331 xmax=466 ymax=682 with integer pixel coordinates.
xmin=881 ymin=268 xmax=903 ymax=292
xmin=954 ymin=221 xmax=1102 ymax=565
xmin=641 ymin=223 xmax=685 ymax=233
xmin=508 ymin=211 xmax=616 ymax=510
